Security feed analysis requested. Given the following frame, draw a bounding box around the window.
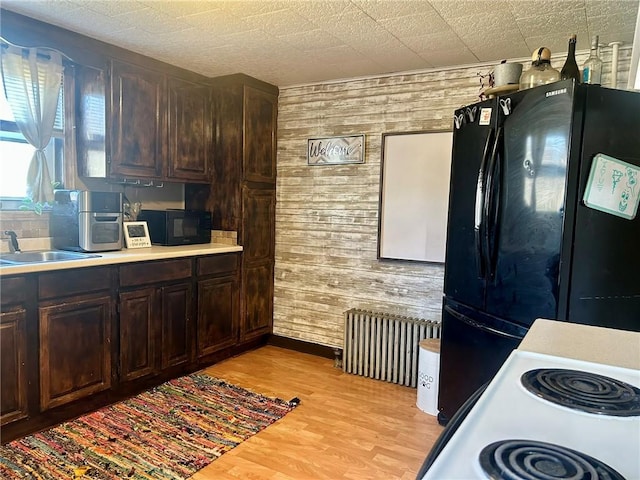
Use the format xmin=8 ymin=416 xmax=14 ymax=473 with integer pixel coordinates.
xmin=0 ymin=61 xmax=66 ymax=209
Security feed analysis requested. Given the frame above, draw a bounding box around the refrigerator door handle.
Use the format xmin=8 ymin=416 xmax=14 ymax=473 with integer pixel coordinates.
xmin=474 ymin=128 xmax=494 ymax=279
xmin=484 ymin=127 xmax=503 ymax=280
xmin=444 ymin=304 xmax=524 ymax=341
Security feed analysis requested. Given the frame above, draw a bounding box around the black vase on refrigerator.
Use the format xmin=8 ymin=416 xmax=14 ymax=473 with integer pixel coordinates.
xmin=437 ymin=80 xmax=640 ymax=425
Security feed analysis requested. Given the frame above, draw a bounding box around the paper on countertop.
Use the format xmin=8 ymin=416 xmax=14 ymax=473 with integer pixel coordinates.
xmin=583 ymin=153 xmax=639 ymax=220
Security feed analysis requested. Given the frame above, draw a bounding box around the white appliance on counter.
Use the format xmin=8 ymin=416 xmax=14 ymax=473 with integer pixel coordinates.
xmin=422 ymin=349 xmax=640 ymax=479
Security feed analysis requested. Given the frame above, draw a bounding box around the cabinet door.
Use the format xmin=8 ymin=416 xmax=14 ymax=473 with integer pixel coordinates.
xmin=168 ymin=78 xmax=212 ymax=182
xmin=39 ymin=295 xmax=112 ymax=410
xmin=243 ymin=86 xmax=277 ymax=184
xmin=242 ymin=186 xmax=276 ymax=263
xmin=241 ymin=261 xmax=274 ymax=341
xmin=76 ymin=64 xmax=108 ymax=178
xmin=197 ymin=275 xmax=238 ymax=358
xmin=110 ymin=60 xmax=166 ymax=178
xmin=1 ymin=308 xmax=28 ymax=426
xmin=119 ymin=288 xmax=157 ymax=382
xmin=161 ymin=283 xmax=192 ymax=369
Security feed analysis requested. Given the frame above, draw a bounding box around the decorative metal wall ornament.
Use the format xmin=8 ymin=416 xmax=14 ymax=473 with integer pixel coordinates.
xmin=307 ymin=134 xmax=365 ymax=165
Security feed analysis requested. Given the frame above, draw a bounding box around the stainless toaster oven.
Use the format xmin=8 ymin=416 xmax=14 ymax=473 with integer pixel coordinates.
xmin=52 ymin=190 xmax=123 ymax=252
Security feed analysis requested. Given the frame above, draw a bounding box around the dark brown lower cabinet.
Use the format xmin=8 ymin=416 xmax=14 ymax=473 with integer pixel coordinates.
xmin=39 ymin=295 xmax=112 ymax=410
xmin=196 ymin=254 xmax=240 ymax=358
xmin=160 ymin=282 xmax=193 ymax=369
xmin=119 ymin=287 xmax=156 ymax=382
xmin=118 ymin=258 xmax=193 ymax=381
xmin=0 ymin=275 xmax=31 ymax=427
xmin=241 ymin=261 xmax=274 ymax=341
xmin=0 ymin=308 xmax=28 ymax=426
xmin=197 ymin=276 xmax=237 ymax=357
xmin=1 ymin=253 xmax=248 ymax=442
xmin=36 ymin=267 xmax=115 ymax=412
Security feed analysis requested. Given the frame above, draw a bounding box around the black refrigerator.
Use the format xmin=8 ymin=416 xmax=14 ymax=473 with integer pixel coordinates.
xmin=437 ymin=80 xmax=640 ymax=425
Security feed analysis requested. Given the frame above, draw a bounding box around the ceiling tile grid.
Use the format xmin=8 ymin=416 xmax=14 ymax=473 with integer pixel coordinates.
xmin=1 ymin=0 xmax=638 ymax=86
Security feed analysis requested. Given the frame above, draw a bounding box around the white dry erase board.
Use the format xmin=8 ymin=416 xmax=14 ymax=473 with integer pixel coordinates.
xmin=378 ymin=130 xmax=453 ymax=263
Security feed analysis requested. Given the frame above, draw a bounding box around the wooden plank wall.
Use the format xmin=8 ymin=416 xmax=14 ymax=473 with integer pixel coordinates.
xmin=273 ymin=48 xmax=632 ymax=348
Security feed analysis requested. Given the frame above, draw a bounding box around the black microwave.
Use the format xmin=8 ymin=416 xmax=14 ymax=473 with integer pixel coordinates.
xmin=137 ymin=209 xmax=212 ymax=246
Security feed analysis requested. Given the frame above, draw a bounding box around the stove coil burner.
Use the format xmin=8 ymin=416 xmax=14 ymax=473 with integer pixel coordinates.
xmin=521 ymin=368 xmax=640 ymax=416
xmin=479 ymin=439 xmax=625 ymax=480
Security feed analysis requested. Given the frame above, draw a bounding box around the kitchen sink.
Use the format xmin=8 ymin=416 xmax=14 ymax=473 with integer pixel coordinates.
xmin=0 ymin=250 xmax=101 ymax=265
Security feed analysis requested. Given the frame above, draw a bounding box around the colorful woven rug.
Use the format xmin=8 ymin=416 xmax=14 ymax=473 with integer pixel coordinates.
xmin=0 ymin=373 xmax=297 ymax=479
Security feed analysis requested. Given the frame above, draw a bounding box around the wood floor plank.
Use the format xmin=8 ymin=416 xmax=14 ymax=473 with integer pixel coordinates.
xmin=190 ymin=345 xmax=443 ymax=479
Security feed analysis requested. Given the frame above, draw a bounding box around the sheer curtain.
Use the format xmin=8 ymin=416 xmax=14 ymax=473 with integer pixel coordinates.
xmin=1 ymin=45 xmax=63 ymax=203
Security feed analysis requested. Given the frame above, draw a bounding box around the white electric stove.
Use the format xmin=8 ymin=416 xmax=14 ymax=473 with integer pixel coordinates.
xmin=422 ymin=349 xmax=640 ymax=479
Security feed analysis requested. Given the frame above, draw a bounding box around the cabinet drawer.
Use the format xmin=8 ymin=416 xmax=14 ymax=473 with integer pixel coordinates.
xmin=39 ymin=267 xmax=113 ymax=300
xmin=197 ymin=253 xmax=239 ymax=277
xmin=120 ymin=258 xmax=192 ymax=287
xmin=1 ymin=276 xmax=28 ymax=306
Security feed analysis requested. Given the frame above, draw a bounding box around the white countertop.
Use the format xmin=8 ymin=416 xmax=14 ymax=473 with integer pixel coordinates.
xmin=0 ymin=243 xmax=243 ymax=276
xmin=519 ymin=318 xmax=640 ymax=370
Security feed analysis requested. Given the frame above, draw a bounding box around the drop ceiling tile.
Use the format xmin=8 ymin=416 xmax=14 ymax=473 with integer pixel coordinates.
xmin=41 ymin=7 xmax=140 ymax=36
xmin=141 ymin=1 xmax=221 ymax=18
xmin=82 ymin=0 xmax=148 ymax=17
xmin=114 ymin=7 xmax=191 ymax=35
xmin=312 ymin=11 xmax=400 ymax=49
xmin=278 ymin=29 xmax=346 ymax=51
xmin=224 ymin=1 xmax=292 ymax=17
xmin=1 ymin=0 xmax=82 ymax=16
xmin=180 ymin=8 xmax=248 ymax=35
xmin=585 ymin=0 xmax=639 ymax=17
xmin=352 ymin=0 xmax=439 ymax=20
xmin=508 ymin=0 xmax=585 ymax=20
xmin=293 ymin=44 xmax=365 ymax=64
xmin=431 ymin=0 xmax=511 ymax=20
xmin=520 ymin=14 xmax=589 ymax=40
xmin=419 ymin=47 xmax=478 ymax=67
xmin=377 ymin=11 xmax=453 ymax=37
xmin=288 ymin=0 xmax=361 ymax=20
xmin=401 ymin=29 xmax=468 ymax=55
xmin=471 ymin=38 xmax=532 ymax=63
xmin=363 ymin=39 xmax=430 ymax=61
xmin=240 ymin=8 xmax=314 ymax=36
xmin=446 ymin=10 xmax=522 ymax=44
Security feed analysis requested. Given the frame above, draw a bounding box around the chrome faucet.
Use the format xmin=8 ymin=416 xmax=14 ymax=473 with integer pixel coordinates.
xmin=3 ymin=230 xmax=20 ymax=253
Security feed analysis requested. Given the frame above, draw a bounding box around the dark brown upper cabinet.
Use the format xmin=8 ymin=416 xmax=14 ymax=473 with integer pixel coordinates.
xmin=243 ymin=86 xmax=277 ymax=184
xmin=167 ymin=78 xmax=213 ymax=183
xmin=109 ymin=60 xmax=167 ymax=179
xmin=76 ymin=62 xmax=214 ymax=184
xmin=75 ymin=64 xmax=108 ymax=178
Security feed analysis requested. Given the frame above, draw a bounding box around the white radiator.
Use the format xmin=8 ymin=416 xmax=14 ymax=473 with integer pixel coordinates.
xmin=342 ymin=308 xmax=441 ymax=387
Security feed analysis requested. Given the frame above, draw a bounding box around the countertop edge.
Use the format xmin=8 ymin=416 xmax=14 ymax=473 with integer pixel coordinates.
xmin=519 ymin=318 xmax=640 ymax=370
xmin=0 ymin=244 xmax=243 ymax=276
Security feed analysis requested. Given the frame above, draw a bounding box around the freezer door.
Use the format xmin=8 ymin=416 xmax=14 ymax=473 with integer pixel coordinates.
xmin=437 ymin=298 xmax=527 ymax=424
xmin=443 ymin=99 xmax=495 ymax=310
xmin=486 ymin=82 xmax=575 ymax=325
xmin=568 ymin=86 xmax=640 ymax=331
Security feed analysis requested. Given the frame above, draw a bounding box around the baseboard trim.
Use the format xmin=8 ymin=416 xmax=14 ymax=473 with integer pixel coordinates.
xmin=267 ymin=335 xmax=340 ymax=361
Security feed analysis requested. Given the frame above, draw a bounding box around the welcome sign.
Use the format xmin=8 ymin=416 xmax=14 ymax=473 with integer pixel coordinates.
xmin=307 ymin=135 xmax=365 ymax=165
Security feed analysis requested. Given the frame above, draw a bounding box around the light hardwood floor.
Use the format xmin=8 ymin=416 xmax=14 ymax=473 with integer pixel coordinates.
xmin=191 ymin=345 xmax=443 ymax=480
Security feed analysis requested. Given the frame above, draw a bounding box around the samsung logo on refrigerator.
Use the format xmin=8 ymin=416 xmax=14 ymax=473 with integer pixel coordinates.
xmin=546 ymin=88 xmax=568 ymax=97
